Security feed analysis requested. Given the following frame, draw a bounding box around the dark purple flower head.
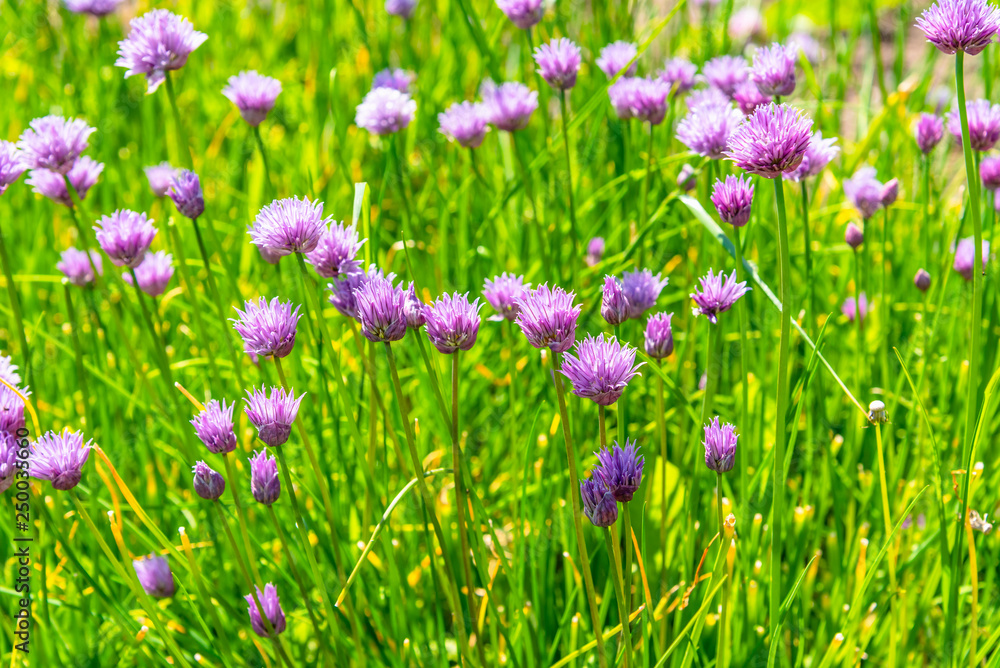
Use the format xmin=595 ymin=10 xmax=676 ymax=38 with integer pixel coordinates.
xmin=914 ymin=268 xmax=932 ymax=292
xmin=425 ymin=292 xmax=482 ymax=353
xmin=0 ymin=385 xmax=25 ymax=435
xmin=373 ymin=68 xmax=415 ymax=94
xmin=515 ymin=284 xmax=581 ymax=353
xmin=65 ymin=0 xmax=125 ymax=16
xmin=534 ymin=38 xmax=582 ymax=91
xmin=845 ymin=222 xmax=865 ymax=249
xmin=676 ymin=102 xmax=744 ymax=159
xmin=18 ymin=116 xmax=94 ymax=175
xmin=622 ymin=268 xmax=669 ymax=319
xmin=116 ymin=9 xmax=208 ymax=94
xmin=168 ymin=169 xmax=204 ymax=219
xmin=438 ymin=101 xmax=489 ymax=148
xmin=586 ymin=237 xmax=605 ymax=266
xmin=192 ymin=461 xmax=225 ymax=500
xmin=483 ymin=273 xmax=530 ymax=321
xmin=725 ymin=103 xmax=813 ymax=178
xmin=496 ymin=0 xmax=544 ymax=29
xmin=842 ymin=293 xmax=868 ymax=322
xmin=249 ymin=449 xmax=281 ymax=505
xmin=915 ymin=113 xmax=945 ymax=153
xmin=597 ymin=41 xmax=638 ymax=79
xmin=677 ymin=164 xmax=697 ymax=191
xmin=57 ymin=247 xmax=103 ymax=287
xmin=915 ymin=0 xmax=1000 ymax=56
xmin=133 ymin=555 xmax=175 ymax=598
xmin=223 ymin=71 xmax=282 ymax=127
xmin=385 ymin=0 xmax=417 ymax=18
xmin=703 ymin=417 xmax=738 ymax=473
xmin=702 ymin=55 xmax=749 ymax=97
xmin=232 ymin=296 xmax=301 ymax=360
xmin=982 ymin=156 xmax=1000 ymax=191
xmin=355 ymin=272 xmax=407 ymax=342
xmin=750 ymin=42 xmax=797 ymax=97
xmin=94 ymin=209 xmax=157 ymax=269
xmin=843 ymin=167 xmax=885 ymax=220
xmin=403 ymin=283 xmax=427 ymax=329
xmin=485 ymin=82 xmax=538 ymax=132
xmin=244 ymin=386 xmax=304 ymax=447
xmin=953 ymin=236 xmax=990 ymax=280
xmin=144 ymin=162 xmax=177 ymax=198
xmin=711 ymin=174 xmax=754 ymax=227
xmin=305 ymin=221 xmax=365 ymax=278
xmin=644 ymin=312 xmax=675 ymax=359
xmin=191 ymin=399 xmax=237 ymax=454
xmin=122 ymin=250 xmax=174 ymax=297
xmin=0 ymin=141 xmax=25 ymax=196
xmin=245 ymin=583 xmax=286 ymax=637
xmin=0 ymin=432 xmax=17 ymax=494
xmin=631 ymin=78 xmax=671 ymax=125
xmin=608 ymin=78 xmax=643 ymax=120
xmin=733 ymin=80 xmax=771 ymax=116
xmin=29 ymin=429 xmax=91 ymax=491
xmin=595 ymin=439 xmax=644 ymax=502
xmin=947 ymin=99 xmax=1000 ymax=151
xmin=561 ymin=334 xmax=643 ymax=406
xmin=250 ymin=197 xmax=327 ymax=257
xmin=601 ymin=276 xmax=630 ymax=326
xmin=26 ymin=156 xmax=103 ymax=207
xmin=880 ymin=178 xmax=900 ymax=207
xmin=580 ymin=476 xmax=618 ymax=527
xmin=783 ymin=131 xmax=840 ymax=182
xmin=691 ymin=268 xmax=750 ymax=324
xmin=659 ymin=58 xmax=697 ymax=95
xmin=355 ymin=88 xmax=416 ymax=135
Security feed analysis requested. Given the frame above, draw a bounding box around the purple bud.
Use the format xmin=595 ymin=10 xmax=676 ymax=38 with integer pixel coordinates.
xmin=222 ymin=71 xmax=282 ymax=127
xmin=133 ymin=555 xmax=176 ymax=598
xmin=842 ymin=293 xmax=868 ymax=322
xmin=121 ymin=250 xmax=174 ymax=297
xmin=914 ymin=268 xmax=931 ymax=292
xmin=914 ymin=113 xmax=945 ymax=154
xmin=845 ymin=222 xmax=864 ymax=249
xmin=192 ymin=461 xmax=225 ymax=500
xmin=703 ymin=417 xmax=738 ymax=473
xmin=595 ymin=438 xmax=644 ymax=502
xmin=644 ymin=312 xmax=674 ymax=359
xmin=403 ymin=282 xmax=427 ymax=329
xmin=980 ymin=155 xmax=1000 ymax=191
xmin=425 ymin=292 xmax=482 ymax=354
xmin=691 ymin=268 xmax=750 ymax=324
xmin=585 ymin=237 xmax=605 ymax=266
xmin=245 ymin=583 xmax=286 ymax=637
xmin=843 ymin=167 xmax=885 ymax=219
xmin=880 ymin=178 xmax=900 ymax=207
xmin=711 ymin=174 xmax=754 ymax=227
xmin=191 ymin=399 xmax=238 ymax=454
xmin=580 ymin=476 xmax=618 ymax=527
xmin=116 ymin=10 xmax=208 ymax=94
xmin=601 ymin=276 xmax=630 ymax=326
xmin=144 ymin=162 xmax=177 ymax=198
xmin=243 ymin=386 xmax=304 ymax=448
xmin=29 ymin=429 xmax=91 ymax=491
xmin=953 ymin=236 xmax=990 ymax=280
xmin=93 ymin=209 xmax=157 ymax=269
xmin=249 ymin=449 xmax=281 ymax=505
xmin=385 ymin=0 xmax=417 ymax=18
xmin=57 ymin=248 xmax=103 ymax=287
xmin=167 ymin=169 xmax=204 ymax=219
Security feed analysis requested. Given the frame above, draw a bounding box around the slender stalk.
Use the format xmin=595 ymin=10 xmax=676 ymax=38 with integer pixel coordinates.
xmin=716 ymin=473 xmax=727 ymax=668
xmin=177 ymin=527 xmax=239 ymax=668
xmin=922 ymin=155 xmax=931 ymax=269
xmin=874 ymin=422 xmax=898 ymax=666
xmin=598 ymin=404 xmax=607 ymax=448
xmin=253 ymin=125 xmax=274 ymax=194
xmin=689 ymin=320 xmax=719 ymax=574
xmin=655 ymin=359 xmax=668 ymax=586
xmin=732 ymin=226 xmax=751 ymax=513
xmin=128 ymin=268 xmax=174 ymax=387
xmin=559 ymin=90 xmax=581 ymax=264
xmin=64 ymin=283 xmax=92 ymax=429
xmin=164 ymin=72 xmax=193 ymax=170
xmin=867 ymin=0 xmax=888 ymax=103
xmin=640 ymin=123 xmax=655 ymax=237
xmin=604 ymin=526 xmax=633 ymax=668
xmin=222 ymin=453 xmax=263 ymax=586
xmin=0 ymin=221 xmax=31 ymax=390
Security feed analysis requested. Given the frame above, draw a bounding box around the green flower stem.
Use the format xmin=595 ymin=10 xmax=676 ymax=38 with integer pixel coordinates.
xmin=164 ymin=72 xmax=193 ymax=170
xmin=655 ymin=359 xmax=668 ymax=586
xmin=604 ymin=524 xmax=634 ymax=667
xmin=253 ymin=125 xmax=274 ymax=194
xmin=689 ymin=319 xmax=719 ymax=574
xmin=715 ymin=473 xmax=727 ymax=668
xmin=128 ymin=267 xmax=174 ymax=388
xmin=598 ymin=404 xmax=607 ymax=448
xmin=222 ymin=453 xmax=263 ymax=586
xmin=922 ymin=155 xmax=931 ymax=269
xmin=874 ymin=422 xmax=899 ymax=666
xmin=640 ymin=123 xmax=655 ymax=241
xmin=881 ymin=207 xmax=891 ymax=389
xmin=867 ymin=0 xmax=888 ymax=103
xmin=176 ymin=527 xmax=239 ymax=668
xmin=63 ymin=283 xmax=92 ymax=429
xmin=559 ymin=90 xmax=581 ymax=266
xmin=732 ymin=225 xmax=750 ymax=514
xmin=0 ymin=220 xmax=31 ymax=390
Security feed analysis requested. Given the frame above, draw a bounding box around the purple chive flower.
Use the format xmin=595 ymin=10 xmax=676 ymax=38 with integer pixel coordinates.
xmin=580 ymin=476 xmax=618 ymax=527
xmin=93 ymin=209 xmax=157 ymax=269
xmin=688 ymin=87 xmax=733 ymax=113
xmin=711 ymin=174 xmax=754 ymax=227
xmin=355 ymin=88 xmax=417 ymax=135
xmin=168 ymin=170 xmax=204 ymax=219
xmin=192 ymin=461 xmax=225 ymax=500
xmin=787 ymin=31 xmax=822 ymax=64
xmin=750 ymin=42 xmax=797 ymax=97
xmin=676 ymin=102 xmax=744 ymax=159
xmin=222 ymin=71 xmax=282 ymax=127
xmin=244 ymin=386 xmax=304 ymax=447
xmin=915 ymin=0 xmax=1000 ymax=55
xmin=403 ymin=283 xmax=427 ymax=329
xmin=425 ymin=292 xmax=482 ymax=353
xmin=483 ymin=273 xmax=531 ymax=321
xmin=725 ymin=103 xmax=813 ymax=178
xmin=57 ymin=248 xmax=103 ymax=287
xmin=438 ymin=101 xmax=490 ymax=148
xmin=65 ymin=0 xmax=125 ymax=16
xmin=608 ymin=78 xmax=643 ymax=120
xmin=144 ymin=162 xmax=176 ymax=198
xmin=0 ymin=385 xmax=25 ymax=435
xmin=622 ymin=269 xmax=669 ymax=319
xmin=595 ymin=439 xmax=644 ymax=502
xmin=249 ymin=449 xmax=281 ymax=505
xmin=982 ymin=156 xmax=1000 ymax=191
xmin=954 ymin=236 xmax=990 ymax=280
xmin=485 ymin=82 xmax=538 ymax=132
xmin=26 ymin=156 xmax=103 ymax=207
xmin=597 ymin=41 xmax=638 ymax=78
xmin=305 ymin=221 xmax=365 ymax=278
xmin=915 ymin=113 xmax=945 ymax=154
xmin=534 ymin=38 xmax=582 ymax=91
xmin=644 ymin=312 xmax=675 ymax=359
xmin=29 ymin=429 xmax=91 ymax=491
xmin=0 ymin=356 xmax=20 ymax=388
xmin=881 ymin=178 xmax=900 ymax=207
xmin=691 ymin=268 xmax=750 ymax=324
xmin=122 ymin=250 xmax=174 ymax=297
xmin=843 ymin=167 xmax=885 ymax=219
xmin=515 ymin=284 xmax=581 ymax=354
xmin=733 ymin=80 xmax=772 ymax=116
xmin=842 ymin=293 xmax=868 ymax=322
xmin=702 ymin=55 xmax=749 ymax=97
xmin=0 ymin=141 xmax=25 ymax=196
xmin=729 ymin=6 xmax=766 ymax=44
xmin=355 ymin=272 xmax=407 ymax=343
xmin=585 ymin=237 xmax=605 ymax=266
xmin=845 ymin=222 xmax=865 ymax=249
xmin=250 ymin=197 xmax=327 ymax=257
xmin=784 ymin=131 xmax=840 ymax=182
xmin=246 ymin=583 xmax=286 ymax=637
xmin=703 ymin=417 xmax=738 ymax=473
xmin=191 ymin=399 xmax=237 ymax=454
xmin=660 ymin=58 xmax=697 ymax=95
xmin=373 ymin=68 xmax=415 ymax=94
xmin=601 ymin=276 xmax=630 ymax=326
xmin=116 ymin=10 xmax=208 ymax=93
xmin=385 ymin=0 xmax=417 ymax=18
xmin=258 ymin=245 xmax=283 ymax=265
xmin=327 ymin=268 xmax=376 ymax=320
xmin=560 ymin=334 xmax=643 ymax=406
xmin=231 ymin=296 xmax=302 ymax=360
xmin=914 ymin=268 xmax=932 ymax=292
xmin=947 ymin=99 xmax=1000 ymax=151
xmin=632 ymin=78 xmax=671 ymax=125
xmin=133 ymin=555 xmax=176 ymax=598
xmin=677 ymin=164 xmax=697 ymax=191
xmin=0 ymin=432 xmax=17 ymax=494
xmin=17 ymin=116 xmax=94 ymax=175
xmin=496 ymin=0 xmax=544 ymax=29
